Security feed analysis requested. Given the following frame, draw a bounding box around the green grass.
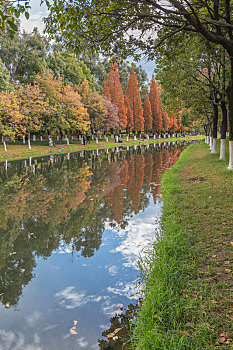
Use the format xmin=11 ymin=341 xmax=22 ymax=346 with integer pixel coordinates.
xmin=133 ymin=139 xmax=233 ymax=349
xmin=0 ymin=135 xmax=204 ymax=163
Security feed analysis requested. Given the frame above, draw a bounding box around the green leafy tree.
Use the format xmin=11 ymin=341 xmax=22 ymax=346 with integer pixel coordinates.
xmin=0 ymin=28 xmax=48 ymax=84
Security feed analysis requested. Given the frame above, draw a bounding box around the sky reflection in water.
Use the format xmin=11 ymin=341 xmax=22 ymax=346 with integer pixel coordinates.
xmin=0 ymin=142 xmax=186 ymax=349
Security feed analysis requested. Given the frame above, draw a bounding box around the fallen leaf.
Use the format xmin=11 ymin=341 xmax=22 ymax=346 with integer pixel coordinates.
xmin=10 ymin=252 xmax=16 ymax=255
xmin=73 ymin=320 xmax=78 ymax=325
xmin=114 ymin=328 xmax=122 ymax=334
xmin=225 ymin=269 xmax=232 ymax=273
xmin=224 ymin=261 xmax=230 ymax=264
xmin=5 ymin=302 xmax=10 ymax=308
xmin=113 ymin=336 xmax=118 ymax=341
xmin=212 ymin=254 xmax=217 ymax=258
xmin=116 ymin=304 xmax=123 ymax=309
xmin=0 ymin=293 xmax=4 ymax=297
xmin=231 ymin=242 xmax=233 ymax=246
xmin=107 ymin=333 xmax=115 ymax=339
xmin=21 ymin=269 xmax=25 ymax=273
xmin=70 ymin=326 xmax=77 ymax=335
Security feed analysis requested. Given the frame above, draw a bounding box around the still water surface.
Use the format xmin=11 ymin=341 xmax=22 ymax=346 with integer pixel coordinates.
xmin=0 ymin=142 xmax=187 ymax=350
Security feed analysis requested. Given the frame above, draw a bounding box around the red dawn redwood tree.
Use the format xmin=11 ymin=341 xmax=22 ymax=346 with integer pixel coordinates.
xmin=124 ymin=95 xmax=133 ymax=133
xmin=102 ymin=78 xmax=111 ymax=101
xmin=149 ymin=77 xmax=162 ymax=133
xmin=143 ymin=94 xmax=152 ymax=133
xmin=125 ymin=67 xmax=144 ymax=133
xmin=107 ymin=62 xmax=127 ymax=130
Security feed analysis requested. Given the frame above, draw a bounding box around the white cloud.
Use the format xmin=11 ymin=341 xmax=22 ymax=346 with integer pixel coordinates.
xmin=0 ymin=330 xmax=42 ymax=350
xmin=20 ymin=11 xmax=49 ymax=33
xmin=77 ymin=337 xmax=88 ymax=348
xmin=109 ymin=215 xmax=159 ymax=269
xmin=55 ymin=286 xmax=102 ymax=309
xmin=107 ymin=280 xmax=140 ymax=299
xmin=25 ymin=311 xmax=42 ymax=327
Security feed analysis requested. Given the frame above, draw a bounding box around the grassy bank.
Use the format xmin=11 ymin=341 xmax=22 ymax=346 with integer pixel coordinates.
xmin=133 ymin=141 xmax=233 ymax=349
xmin=0 ymin=135 xmax=204 ymax=163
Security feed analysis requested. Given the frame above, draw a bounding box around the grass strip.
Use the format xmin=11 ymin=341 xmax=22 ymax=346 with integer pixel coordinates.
xmin=0 ymin=135 xmax=204 ymax=163
xmin=133 ymin=140 xmax=233 ymax=349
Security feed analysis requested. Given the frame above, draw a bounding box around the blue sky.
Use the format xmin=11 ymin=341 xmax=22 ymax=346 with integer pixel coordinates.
xmin=20 ymin=0 xmax=155 ymax=80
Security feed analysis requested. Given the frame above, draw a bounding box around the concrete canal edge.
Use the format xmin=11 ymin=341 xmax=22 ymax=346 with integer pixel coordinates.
xmin=132 ymin=141 xmax=233 ymax=349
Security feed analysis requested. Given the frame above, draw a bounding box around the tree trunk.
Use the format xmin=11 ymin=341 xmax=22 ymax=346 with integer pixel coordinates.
xmin=2 ymin=136 xmax=7 ymax=152
xmin=226 ymin=58 xmax=233 ymax=169
xmin=28 ymin=131 xmax=31 ymax=149
xmin=220 ymin=100 xmax=228 ymax=160
xmin=211 ymin=104 xmax=218 ymax=154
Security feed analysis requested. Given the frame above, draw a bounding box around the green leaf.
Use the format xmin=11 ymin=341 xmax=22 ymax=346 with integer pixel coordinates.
xmin=25 ymin=12 xmax=30 ymax=20
xmin=7 ymin=20 xmax=18 ymax=32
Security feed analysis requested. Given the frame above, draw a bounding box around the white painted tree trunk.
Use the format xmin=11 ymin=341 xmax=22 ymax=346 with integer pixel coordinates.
xmin=168 ymin=134 xmax=171 ymax=138
xmin=33 ymin=135 xmax=36 ymax=141
xmin=3 ymin=140 xmax=7 ymax=152
xmin=57 ymin=135 xmax=59 ymax=141
xmin=79 ymin=135 xmax=82 ymax=140
xmin=219 ymin=139 xmax=226 ymax=161
xmin=228 ymin=141 xmax=233 ymax=170
xmin=134 ymin=145 xmax=137 ymax=150
xmin=96 ymin=138 xmax=98 ymax=143
xmin=115 ymin=136 xmax=118 ymax=142
xmin=206 ymin=136 xmax=209 ymax=144
xmin=22 ymin=136 xmax=25 ymax=144
xmin=226 ymin=132 xmax=229 ymax=137
xmin=153 ymin=135 xmax=156 ymax=139
xmin=67 ymin=153 xmax=70 ymax=160
xmin=211 ymin=138 xmax=217 ymax=154
xmin=209 ymin=136 xmax=213 ymax=150
xmin=71 ymin=136 xmax=74 ymax=140
xmin=28 ymin=139 xmax=31 ymax=149
xmin=29 ymin=157 xmax=32 ymax=166
xmin=111 ymin=134 xmax=114 ymax=139
xmin=40 ymin=136 xmax=43 ymax=141
xmin=205 ymin=136 xmax=207 ymax=143
xmin=126 ymin=136 xmax=129 ymax=141
xmin=96 ymin=149 xmax=99 ymax=155
xmin=134 ymin=135 xmax=137 ymax=141
xmin=127 ymin=146 xmax=129 ymax=151
xmin=106 ymin=148 xmax=108 ymax=154
xmin=106 ymin=137 xmax=108 ymax=142
xmin=66 ymin=138 xmax=69 ymax=145
xmin=158 ymin=134 xmax=161 ymax=138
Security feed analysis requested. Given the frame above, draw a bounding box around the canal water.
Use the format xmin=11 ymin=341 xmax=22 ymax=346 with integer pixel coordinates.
xmin=0 ymin=142 xmax=187 ymax=350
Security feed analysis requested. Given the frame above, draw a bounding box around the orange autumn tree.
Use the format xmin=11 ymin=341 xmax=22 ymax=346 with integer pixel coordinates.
xmin=124 ymin=95 xmax=133 ymax=133
xmin=107 ymin=62 xmax=127 ymax=130
xmin=149 ymin=77 xmax=162 ymax=133
xmin=102 ymin=78 xmax=111 ymax=100
xmin=169 ymin=116 xmax=178 ymax=133
xmin=61 ymin=84 xmax=90 ymax=134
xmin=125 ymin=67 xmax=144 ymax=133
xmin=143 ymin=94 xmax=152 ymax=133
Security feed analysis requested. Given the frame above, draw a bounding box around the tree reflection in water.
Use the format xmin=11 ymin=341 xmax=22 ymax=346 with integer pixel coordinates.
xmin=0 ymin=143 xmax=186 ymax=308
